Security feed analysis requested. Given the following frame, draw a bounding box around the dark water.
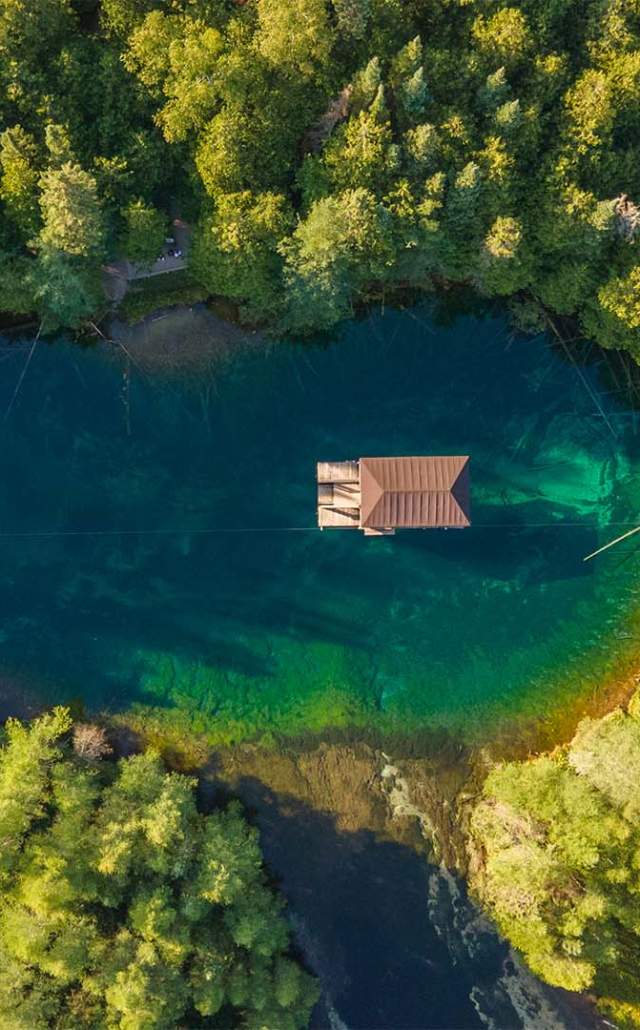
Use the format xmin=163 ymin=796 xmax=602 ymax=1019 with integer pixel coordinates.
xmin=0 ymin=305 xmax=626 ymax=1029
xmin=218 ymin=773 xmax=602 ymax=1030
xmin=1 ymin=305 xmax=639 ymax=744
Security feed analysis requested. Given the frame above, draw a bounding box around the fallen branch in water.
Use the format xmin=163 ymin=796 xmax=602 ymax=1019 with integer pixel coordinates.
xmin=583 ymin=524 xmax=640 ymax=562
xmin=2 ymin=320 xmax=42 ymax=423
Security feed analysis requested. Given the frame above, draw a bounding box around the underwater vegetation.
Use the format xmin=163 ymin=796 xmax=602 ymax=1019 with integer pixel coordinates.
xmin=1 ymin=306 xmax=640 ymax=752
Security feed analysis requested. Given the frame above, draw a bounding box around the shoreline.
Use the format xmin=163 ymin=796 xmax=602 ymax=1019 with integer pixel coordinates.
xmin=201 ymin=739 xmax=604 ymax=1029
xmin=0 ymin=297 xmax=634 ymax=1027
xmin=5 ymin=299 xmax=640 ymax=774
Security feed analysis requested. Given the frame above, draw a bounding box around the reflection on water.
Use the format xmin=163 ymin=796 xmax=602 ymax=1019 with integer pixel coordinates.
xmin=1 ymin=306 xmax=639 ymax=743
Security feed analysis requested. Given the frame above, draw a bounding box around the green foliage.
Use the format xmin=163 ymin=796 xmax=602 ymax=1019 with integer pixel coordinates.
xmin=38 ymin=162 xmax=105 ymax=258
xmin=0 ymin=707 xmax=72 ymax=883
xmin=281 ymin=187 xmax=394 ymax=332
xmin=100 ymin=0 xmax=160 ymax=39
xmin=125 ymin=13 xmax=223 ymax=142
xmin=0 ymin=0 xmax=638 ymax=351
xmin=323 ymin=109 xmax=397 ymax=193
xmin=332 ymin=0 xmax=371 ymax=40
xmin=569 ymin=707 xmax=640 ymax=821
xmin=389 ymin=36 xmax=423 ymax=88
xmin=399 ymin=68 xmax=428 ymax=122
xmin=403 ymin=123 xmax=440 ymax=176
xmin=29 ymin=249 xmax=104 ymax=330
xmin=582 ymin=265 xmax=640 ymax=358
xmin=471 ymin=8 xmax=533 ymax=72
xmin=121 ymin=199 xmax=167 ymax=265
xmin=256 ymin=0 xmax=333 ymax=78
xmin=479 ymin=215 xmax=531 ymax=295
xmin=190 ymin=190 xmax=293 ymax=320
xmin=477 ymin=68 xmax=510 ymax=114
xmin=0 ymin=0 xmax=74 ymax=68
xmin=0 ymin=126 xmax=40 ymax=239
xmin=0 ymin=252 xmax=37 ymax=315
xmin=495 ymin=99 xmax=523 ymax=135
xmin=119 ymin=269 xmax=208 ymax=324
xmin=44 ymin=123 xmax=74 ymax=168
xmin=0 ymin=710 xmax=318 ymax=1029
xmin=351 ymin=57 xmax=382 ymax=114
xmin=470 ymin=691 xmax=640 ymax=1023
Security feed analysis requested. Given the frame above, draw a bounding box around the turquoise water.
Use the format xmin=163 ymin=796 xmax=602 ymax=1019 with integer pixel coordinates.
xmin=1 ymin=305 xmax=639 ymax=744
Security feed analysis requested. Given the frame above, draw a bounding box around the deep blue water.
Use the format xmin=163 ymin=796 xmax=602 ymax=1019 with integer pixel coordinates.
xmin=0 ymin=305 xmax=638 ymax=746
xmin=0 ymin=302 xmax=626 ymax=1028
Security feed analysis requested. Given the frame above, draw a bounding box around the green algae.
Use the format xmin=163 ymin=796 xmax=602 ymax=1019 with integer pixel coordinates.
xmin=1 ymin=306 xmax=640 ymax=751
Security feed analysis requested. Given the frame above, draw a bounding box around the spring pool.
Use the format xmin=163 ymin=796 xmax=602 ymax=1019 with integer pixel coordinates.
xmin=1 ymin=305 xmax=639 ymax=745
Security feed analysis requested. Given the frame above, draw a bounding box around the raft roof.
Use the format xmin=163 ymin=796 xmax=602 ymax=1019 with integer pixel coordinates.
xmin=359 ymin=456 xmax=470 ymax=529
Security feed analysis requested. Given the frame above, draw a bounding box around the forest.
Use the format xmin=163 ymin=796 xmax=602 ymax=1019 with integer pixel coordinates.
xmin=0 ymin=707 xmax=318 ymax=1029
xmin=470 ymin=690 xmax=640 ymax=1029
xmin=0 ymin=0 xmax=638 ymax=350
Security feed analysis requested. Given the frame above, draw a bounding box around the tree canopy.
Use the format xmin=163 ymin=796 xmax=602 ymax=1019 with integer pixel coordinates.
xmin=470 ymin=691 xmax=640 ymax=1028
xmin=0 ymin=708 xmax=318 ymax=1029
xmin=0 ymin=0 xmax=638 ymax=354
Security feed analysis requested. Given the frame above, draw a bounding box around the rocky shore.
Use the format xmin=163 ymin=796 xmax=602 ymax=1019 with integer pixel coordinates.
xmin=203 ymin=738 xmax=604 ymax=1029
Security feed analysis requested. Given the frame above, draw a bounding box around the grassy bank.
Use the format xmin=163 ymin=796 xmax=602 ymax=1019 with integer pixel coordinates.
xmin=118 ymin=270 xmax=209 ymax=325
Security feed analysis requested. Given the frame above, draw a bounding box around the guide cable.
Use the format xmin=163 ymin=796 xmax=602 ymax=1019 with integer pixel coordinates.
xmin=0 ymin=521 xmax=640 ymax=539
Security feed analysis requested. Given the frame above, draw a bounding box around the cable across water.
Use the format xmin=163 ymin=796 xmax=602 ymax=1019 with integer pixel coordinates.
xmin=0 ymin=520 xmax=639 ymax=539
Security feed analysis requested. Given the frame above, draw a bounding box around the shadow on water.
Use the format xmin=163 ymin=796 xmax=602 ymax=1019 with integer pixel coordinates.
xmin=217 ymin=776 xmax=483 ymax=1030
xmin=1 ymin=306 xmax=639 ymax=734
xmin=204 ymin=774 xmax=604 ymax=1030
xmin=393 ymin=515 xmax=597 ymax=586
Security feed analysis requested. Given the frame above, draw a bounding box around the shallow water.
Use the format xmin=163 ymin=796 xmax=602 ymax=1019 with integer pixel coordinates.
xmin=228 ymin=774 xmax=595 ymax=1030
xmin=1 ymin=305 xmax=639 ymax=744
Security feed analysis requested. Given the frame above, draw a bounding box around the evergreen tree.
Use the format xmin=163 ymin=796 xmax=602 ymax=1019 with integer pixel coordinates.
xmin=350 ymin=57 xmax=382 ymax=114
xmin=399 ymin=67 xmax=429 ymax=123
xmin=0 ymin=710 xmax=319 ymax=1029
xmin=190 ymin=190 xmax=293 ymax=320
xmin=282 ymin=187 xmax=394 ymax=332
xmin=38 ymin=162 xmax=104 ymax=258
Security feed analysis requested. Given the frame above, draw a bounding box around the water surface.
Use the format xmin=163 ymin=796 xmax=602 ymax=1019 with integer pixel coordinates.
xmin=1 ymin=305 xmax=639 ymax=744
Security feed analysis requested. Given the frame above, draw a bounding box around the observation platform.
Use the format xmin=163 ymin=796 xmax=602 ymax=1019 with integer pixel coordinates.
xmin=317 ymin=456 xmax=471 ymax=535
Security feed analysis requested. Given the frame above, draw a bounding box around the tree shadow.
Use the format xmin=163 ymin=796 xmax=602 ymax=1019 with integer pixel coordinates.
xmin=202 ymin=775 xmax=602 ymax=1030
xmin=208 ymin=776 xmax=484 ymax=1030
xmin=392 ymin=504 xmax=597 ymax=586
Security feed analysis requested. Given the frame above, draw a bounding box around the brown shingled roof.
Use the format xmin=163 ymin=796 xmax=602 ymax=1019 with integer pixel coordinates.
xmin=359 ymin=456 xmax=470 ymax=529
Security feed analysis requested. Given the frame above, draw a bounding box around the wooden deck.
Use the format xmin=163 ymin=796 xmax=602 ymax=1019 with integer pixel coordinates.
xmin=318 ymin=507 xmax=360 ymax=528
xmin=318 ymin=482 xmax=360 ymax=506
xmin=316 ymin=454 xmax=470 ymax=533
xmin=317 ymin=460 xmax=361 ymax=528
xmin=316 ymin=460 xmax=359 ymax=483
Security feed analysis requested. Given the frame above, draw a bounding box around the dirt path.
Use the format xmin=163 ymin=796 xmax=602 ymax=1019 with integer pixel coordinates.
xmin=102 ymin=219 xmax=192 ymax=307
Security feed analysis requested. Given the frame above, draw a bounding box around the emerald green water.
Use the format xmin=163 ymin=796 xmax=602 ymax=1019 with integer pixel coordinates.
xmin=1 ymin=306 xmax=639 ymax=745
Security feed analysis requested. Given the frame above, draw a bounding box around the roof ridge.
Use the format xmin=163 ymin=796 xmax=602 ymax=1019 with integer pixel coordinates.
xmin=358 ymin=455 xmax=470 ymax=528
